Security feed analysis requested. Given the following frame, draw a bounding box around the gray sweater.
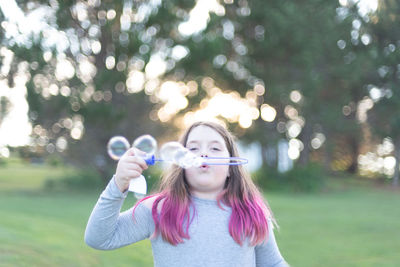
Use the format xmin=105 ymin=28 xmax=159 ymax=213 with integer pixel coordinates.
xmin=85 ymin=177 xmax=289 ymax=267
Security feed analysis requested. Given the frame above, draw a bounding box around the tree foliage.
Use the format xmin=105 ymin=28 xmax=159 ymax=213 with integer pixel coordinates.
xmin=0 ymin=0 xmax=398 ymax=183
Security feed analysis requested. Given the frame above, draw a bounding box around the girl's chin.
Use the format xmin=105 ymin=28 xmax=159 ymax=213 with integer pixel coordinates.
xmin=191 ymin=178 xmax=225 ymax=189
xmin=194 ymin=179 xmax=213 ymax=186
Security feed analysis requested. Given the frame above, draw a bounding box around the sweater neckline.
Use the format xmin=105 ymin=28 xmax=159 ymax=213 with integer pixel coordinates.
xmin=191 ymin=195 xmax=218 ymax=205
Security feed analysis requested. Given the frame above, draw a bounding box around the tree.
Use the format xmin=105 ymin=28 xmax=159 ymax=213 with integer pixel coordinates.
xmin=1 ymin=0 xmax=382 ymax=180
xmin=1 ymin=0 xmax=200 ymax=178
xmin=366 ymin=0 xmax=400 ymax=186
xmin=173 ymin=0 xmax=364 ymax=172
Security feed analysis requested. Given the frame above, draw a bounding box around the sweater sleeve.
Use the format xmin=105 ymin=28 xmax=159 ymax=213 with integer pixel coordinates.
xmin=84 ymin=176 xmax=153 ymax=250
xmin=255 ymin=219 xmax=289 ymax=267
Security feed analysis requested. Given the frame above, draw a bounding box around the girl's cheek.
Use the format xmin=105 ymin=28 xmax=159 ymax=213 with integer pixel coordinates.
xmin=216 ymin=165 xmax=230 ymax=176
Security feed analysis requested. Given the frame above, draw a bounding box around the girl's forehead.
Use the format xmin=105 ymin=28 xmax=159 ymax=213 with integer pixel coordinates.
xmin=186 ymin=125 xmax=225 ymax=143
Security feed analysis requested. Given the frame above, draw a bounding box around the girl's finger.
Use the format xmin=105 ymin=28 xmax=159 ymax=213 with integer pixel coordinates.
xmin=125 ymin=156 xmax=148 ymax=170
xmin=132 ymin=147 xmax=147 ymax=157
xmin=126 ymin=165 xmax=143 ymax=173
xmin=124 ymin=147 xmax=136 ymax=157
xmin=125 ymin=147 xmax=147 ymax=157
xmin=126 ymin=170 xmax=141 ymax=178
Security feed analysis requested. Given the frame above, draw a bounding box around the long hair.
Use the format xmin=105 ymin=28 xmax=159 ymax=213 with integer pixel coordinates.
xmin=134 ymin=121 xmax=277 ymax=246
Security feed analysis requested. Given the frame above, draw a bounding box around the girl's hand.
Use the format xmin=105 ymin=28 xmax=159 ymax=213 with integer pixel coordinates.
xmin=114 ymin=147 xmax=148 ymax=193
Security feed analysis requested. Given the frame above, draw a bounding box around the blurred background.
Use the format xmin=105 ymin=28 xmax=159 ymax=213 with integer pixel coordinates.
xmin=0 ymin=0 xmax=399 ymax=266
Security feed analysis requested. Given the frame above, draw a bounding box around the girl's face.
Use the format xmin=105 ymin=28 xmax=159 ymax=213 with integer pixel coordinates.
xmin=184 ymin=125 xmax=230 ymax=199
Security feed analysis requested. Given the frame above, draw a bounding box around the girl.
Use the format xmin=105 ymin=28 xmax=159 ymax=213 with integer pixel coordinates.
xmin=85 ymin=121 xmax=289 ymax=266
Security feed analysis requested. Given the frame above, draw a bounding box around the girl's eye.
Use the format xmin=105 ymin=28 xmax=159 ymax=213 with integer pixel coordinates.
xmin=211 ymin=147 xmax=221 ymax=151
xmin=189 ymin=147 xmax=198 ymax=151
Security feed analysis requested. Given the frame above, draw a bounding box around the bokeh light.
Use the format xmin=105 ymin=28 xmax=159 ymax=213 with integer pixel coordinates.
xmin=290 ymin=90 xmax=302 ymax=103
xmin=260 ymin=104 xmax=276 ymax=122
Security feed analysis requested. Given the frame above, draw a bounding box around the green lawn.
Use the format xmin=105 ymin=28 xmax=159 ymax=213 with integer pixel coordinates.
xmin=269 ymin=188 xmax=400 ymax=266
xmin=0 ymin=160 xmax=399 ymax=266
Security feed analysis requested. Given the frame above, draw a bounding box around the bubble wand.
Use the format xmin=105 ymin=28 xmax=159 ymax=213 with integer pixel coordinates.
xmin=107 ymin=135 xmax=161 ymax=198
xmin=158 ymin=142 xmax=248 ymax=167
xmin=107 ymin=136 xmax=248 ymax=198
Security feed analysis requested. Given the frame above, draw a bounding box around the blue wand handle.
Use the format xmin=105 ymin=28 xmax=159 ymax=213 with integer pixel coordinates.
xmin=144 ymin=155 xmax=164 ymax=165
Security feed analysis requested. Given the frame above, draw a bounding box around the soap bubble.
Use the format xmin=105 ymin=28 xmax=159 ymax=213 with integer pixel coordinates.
xmin=160 ymin=141 xmax=202 ymax=168
xmin=193 ymin=157 xmax=205 ymax=167
xmin=107 ymin=136 xmax=130 ymax=160
xmin=174 ymin=148 xmax=198 ymax=168
xmin=133 ymin=134 xmax=157 ymax=155
xmin=160 ymin=142 xmax=184 ymax=160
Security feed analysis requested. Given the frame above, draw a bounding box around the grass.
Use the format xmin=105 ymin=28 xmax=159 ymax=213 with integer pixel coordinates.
xmin=0 ymin=159 xmax=153 ymax=267
xmin=0 ymin=159 xmax=399 ymax=266
xmin=0 ymin=158 xmax=72 ymax=191
xmin=268 ymin=187 xmax=400 ymax=266
xmin=0 ymin=192 xmax=153 ymax=267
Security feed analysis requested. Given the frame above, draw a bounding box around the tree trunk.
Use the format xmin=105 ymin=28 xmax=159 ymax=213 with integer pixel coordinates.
xmin=321 ymin=129 xmax=332 ymax=172
xmin=261 ymin=144 xmax=268 ymax=167
xmin=346 ymin=135 xmax=359 ymax=174
xmin=299 ymin=122 xmax=312 ymax=166
xmin=323 ymin=142 xmax=333 ymax=172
